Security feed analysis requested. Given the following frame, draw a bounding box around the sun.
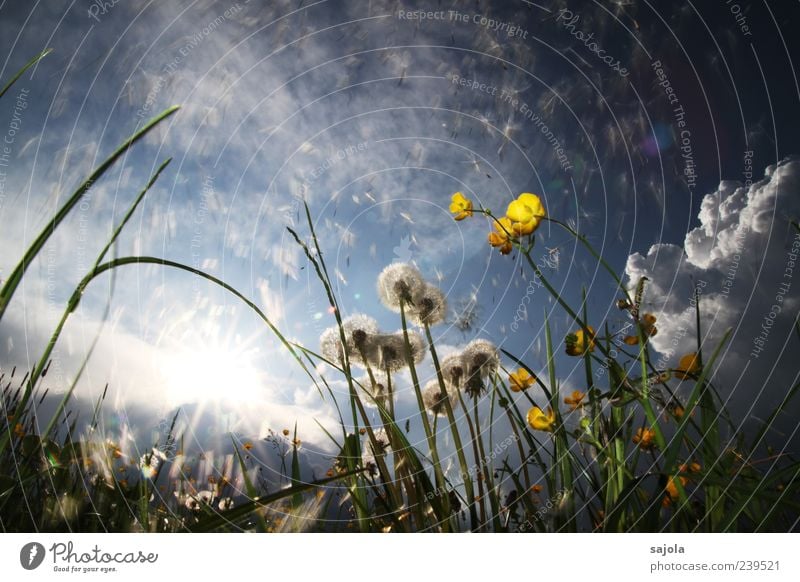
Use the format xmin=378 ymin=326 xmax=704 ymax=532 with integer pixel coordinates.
xmin=161 ymin=343 xmax=263 ymax=406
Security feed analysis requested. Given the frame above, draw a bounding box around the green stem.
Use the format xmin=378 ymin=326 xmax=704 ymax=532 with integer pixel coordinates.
xmin=424 ymin=323 xmax=477 ymax=530
xmin=398 ymin=301 xmax=450 ymax=529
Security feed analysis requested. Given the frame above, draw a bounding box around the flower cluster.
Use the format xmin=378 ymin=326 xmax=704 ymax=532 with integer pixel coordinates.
xmin=447 ymin=192 xmax=547 ymax=255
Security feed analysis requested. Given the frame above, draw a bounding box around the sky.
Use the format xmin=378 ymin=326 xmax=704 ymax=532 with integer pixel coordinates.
xmin=1 ymin=0 xmax=800 ymax=487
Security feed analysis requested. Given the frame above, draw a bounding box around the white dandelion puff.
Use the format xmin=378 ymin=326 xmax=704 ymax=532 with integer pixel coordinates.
xmin=462 ymin=339 xmax=500 ymax=397
xmin=320 ymin=314 xmax=380 ymax=366
xmin=139 ymin=448 xmax=167 ymax=480
xmin=422 ymin=380 xmax=458 ymax=417
xmin=408 ymin=283 xmax=448 ymax=326
xmin=361 ymin=428 xmax=391 ymax=475
xmin=366 ymin=331 xmax=426 ymax=372
xmin=376 ymin=263 xmax=425 ymax=312
xmin=440 ymin=353 xmax=467 ymax=390
xmin=357 ymin=373 xmax=389 ymax=409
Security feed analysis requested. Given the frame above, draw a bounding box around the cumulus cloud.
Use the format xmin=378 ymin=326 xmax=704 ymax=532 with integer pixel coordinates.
xmin=625 ymin=157 xmax=800 ymax=446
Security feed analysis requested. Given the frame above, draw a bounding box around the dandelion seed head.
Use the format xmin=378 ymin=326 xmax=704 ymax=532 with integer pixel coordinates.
xmin=463 ymin=339 xmax=499 ymax=397
xmin=422 ymin=380 xmax=457 ymax=417
xmin=320 ymin=314 xmax=380 ymax=366
xmin=358 ymin=373 xmax=389 ymax=409
xmin=440 ymin=353 xmax=466 ymax=389
xmin=362 ymin=427 xmax=391 ymax=475
xmin=367 ymin=331 xmax=426 ymax=372
xmin=463 ymin=339 xmax=499 ymax=376
xmin=139 ymin=448 xmax=165 ymax=480
xmin=377 ymin=263 xmax=425 ymax=312
xmin=409 ymin=283 xmax=447 ymax=326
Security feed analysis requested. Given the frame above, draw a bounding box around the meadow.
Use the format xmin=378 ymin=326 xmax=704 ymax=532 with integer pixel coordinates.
xmin=1 ymin=50 xmax=798 ymax=533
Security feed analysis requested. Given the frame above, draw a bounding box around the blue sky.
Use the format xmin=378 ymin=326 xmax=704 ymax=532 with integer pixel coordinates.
xmin=1 ymin=0 xmax=800 ymax=483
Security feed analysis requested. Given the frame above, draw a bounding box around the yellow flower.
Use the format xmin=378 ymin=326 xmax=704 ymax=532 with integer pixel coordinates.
xmin=680 ymin=462 xmax=702 ymax=474
xmin=527 ymin=406 xmax=556 ymax=432
xmin=674 ymin=352 xmax=701 ymax=380
xmin=509 ymin=368 xmax=534 ymax=392
xmin=488 ymin=216 xmax=514 ymax=255
xmin=663 ymin=463 xmax=701 ymax=506
xmin=623 ymin=335 xmax=639 ymax=345
xmin=282 ymin=428 xmax=290 ymax=436
xmin=564 ymin=390 xmax=586 ymax=411
xmin=565 ymin=326 xmax=595 ymax=356
xmin=531 ymin=484 xmax=543 ymax=494
xmin=243 ymin=442 xmax=253 ymax=451
xmin=663 ymin=475 xmax=688 ymax=507
xmin=632 ymin=427 xmax=656 ymax=450
xmin=449 ymin=192 xmax=473 ymax=221
xmin=506 ymin=193 xmax=546 ymax=235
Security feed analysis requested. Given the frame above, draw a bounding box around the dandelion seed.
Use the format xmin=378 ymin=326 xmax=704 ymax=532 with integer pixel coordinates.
xmin=218 ymin=497 xmax=234 ymax=511
xmin=422 ymin=380 xmax=457 ymax=416
xmin=376 ymin=263 xmax=425 ymax=312
xmin=408 ymin=283 xmax=447 ymax=326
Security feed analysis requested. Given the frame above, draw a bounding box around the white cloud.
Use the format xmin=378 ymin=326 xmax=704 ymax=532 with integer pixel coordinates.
xmin=625 ymin=157 xmax=800 ymax=442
